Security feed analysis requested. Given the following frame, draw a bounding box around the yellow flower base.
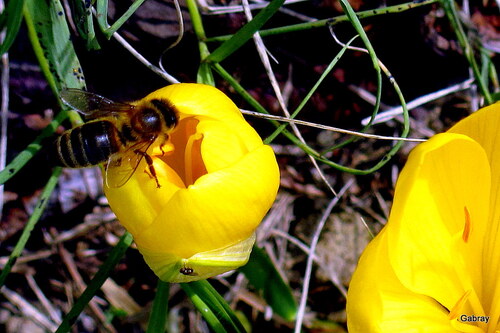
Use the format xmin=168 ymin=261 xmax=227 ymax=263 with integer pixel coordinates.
xmin=139 ymin=233 xmax=256 ymax=283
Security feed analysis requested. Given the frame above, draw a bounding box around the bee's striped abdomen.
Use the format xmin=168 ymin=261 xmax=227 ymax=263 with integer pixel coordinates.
xmin=52 ymin=121 xmax=120 ymax=168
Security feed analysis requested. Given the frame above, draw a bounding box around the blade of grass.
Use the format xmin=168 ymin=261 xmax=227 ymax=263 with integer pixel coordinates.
xmin=0 ymin=0 xmax=25 ymax=55
xmin=55 ymin=232 xmax=134 ymax=333
xmin=441 ymin=0 xmax=492 ymax=104
xmin=239 ymin=246 xmax=297 ymax=321
xmin=214 ymin=57 xmax=408 ymax=175
xmin=205 ymin=0 xmax=439 ymax=42
xmin=205 ymin=0 xmax=285 ymax=63
xmin=146 ymin=280 xmax=170 ymax=333
xmin=0 ymin=167 xmax=62 ymax=287
xmin=265 ymin=35 xmax=357 ymax=143
xmin=212 ymin=62 xmax=320 ymax=156
xmin=182 ymin=280 xmax=247 ymax=333
xmin=206 ymin=0 xmax=409 ymax=175
xmin=0 ymin=110 xmax=68 ymax=185
xmin=338 ymin=0 xmax=382 ymax=131
xmin=209 ymin=0 xmax=407 ymax=175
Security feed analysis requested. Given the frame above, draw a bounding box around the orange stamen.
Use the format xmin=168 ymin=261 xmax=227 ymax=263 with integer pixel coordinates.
xmin=462 ymin=206 xmax=471 ymax=243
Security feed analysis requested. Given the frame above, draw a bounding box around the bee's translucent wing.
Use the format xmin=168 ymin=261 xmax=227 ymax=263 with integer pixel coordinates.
xmin=104 ymin=139 xmax=156 ymax=188
xmin=60 ymin=88 xmax=134 ymax=118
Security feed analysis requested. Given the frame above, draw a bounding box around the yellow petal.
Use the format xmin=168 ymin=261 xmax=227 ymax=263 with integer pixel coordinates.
xmin=196 ymin=119 xmax=258 ymax=172
xmin=134 ymin=144 xmax=280 ymax=258
xmin=347 ymin=229 xmax=456 ymax=332
xmin=448 ymin=102 xmax=500 ymax=311
xmin=385 ymin=133 xmax=490 ymax=311
xmin=104 ymin=158 xmax=184 ymax=235
xmin=143 ymin=83 xmax=263 ymax=151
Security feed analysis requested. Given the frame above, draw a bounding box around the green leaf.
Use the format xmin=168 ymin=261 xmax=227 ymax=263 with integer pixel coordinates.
xmin=182 ymin=280 xmax=247 ymax=333
xmin=0 ymin=0 xmax=25 ymax=55
xmin=205 ymin=0 xmax=285 ymax=64
xmin=240 ymin=246 xmax=297 ymax=321
xmin=24 ymin=0 xmax=86 ymax=95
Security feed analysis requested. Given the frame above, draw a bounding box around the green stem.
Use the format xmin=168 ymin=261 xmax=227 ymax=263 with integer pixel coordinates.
xmin=96 ymin=0 xmax=148 ymax=38
xmin=186 ymin=0 xmax=210 ymax=59
xmin=146 ymin=280 xmax=170 ymax=333
xmin=182 ymin=280 xmax=246 ymax=333
xmin=185 ymin=0 xmax=214 ymax=84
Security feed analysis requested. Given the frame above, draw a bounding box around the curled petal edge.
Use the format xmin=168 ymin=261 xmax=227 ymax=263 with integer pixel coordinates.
xmin=139 ymin=233 xmax=256 ymax=283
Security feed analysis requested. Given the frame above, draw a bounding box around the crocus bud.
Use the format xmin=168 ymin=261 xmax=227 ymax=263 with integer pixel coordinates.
xmin=105 ymin=83 xmax=280 ymax=282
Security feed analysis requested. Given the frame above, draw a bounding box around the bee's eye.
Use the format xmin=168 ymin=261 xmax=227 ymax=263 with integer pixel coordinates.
xmin=138 ymin=109 xmax=161 ymax=131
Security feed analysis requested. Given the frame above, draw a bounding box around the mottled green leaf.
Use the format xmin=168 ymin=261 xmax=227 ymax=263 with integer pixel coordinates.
xmin=24 ymin=0 xmax=86 ymax=93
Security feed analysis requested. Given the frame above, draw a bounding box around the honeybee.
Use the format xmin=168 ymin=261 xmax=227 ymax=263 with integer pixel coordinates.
xmin=51 ymin=89 xmax=178 ymax=188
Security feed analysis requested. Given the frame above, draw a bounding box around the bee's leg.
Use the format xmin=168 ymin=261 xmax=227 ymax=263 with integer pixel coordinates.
xmin=134 ymin=150 xmax=161 ymax=188
xmin=159 ymin=135 xmax=168 ymax=155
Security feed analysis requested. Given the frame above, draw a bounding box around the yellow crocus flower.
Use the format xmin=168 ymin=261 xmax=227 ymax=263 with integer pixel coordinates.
xmin=105 ymin=83 xmax=280 ymax=283
xmin=347 ymin=102 xmax=500 ymax=332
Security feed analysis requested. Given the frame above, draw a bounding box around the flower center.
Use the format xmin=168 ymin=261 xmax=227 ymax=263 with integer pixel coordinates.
xmin=161 ymin=117 xmax=208 ymax=187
